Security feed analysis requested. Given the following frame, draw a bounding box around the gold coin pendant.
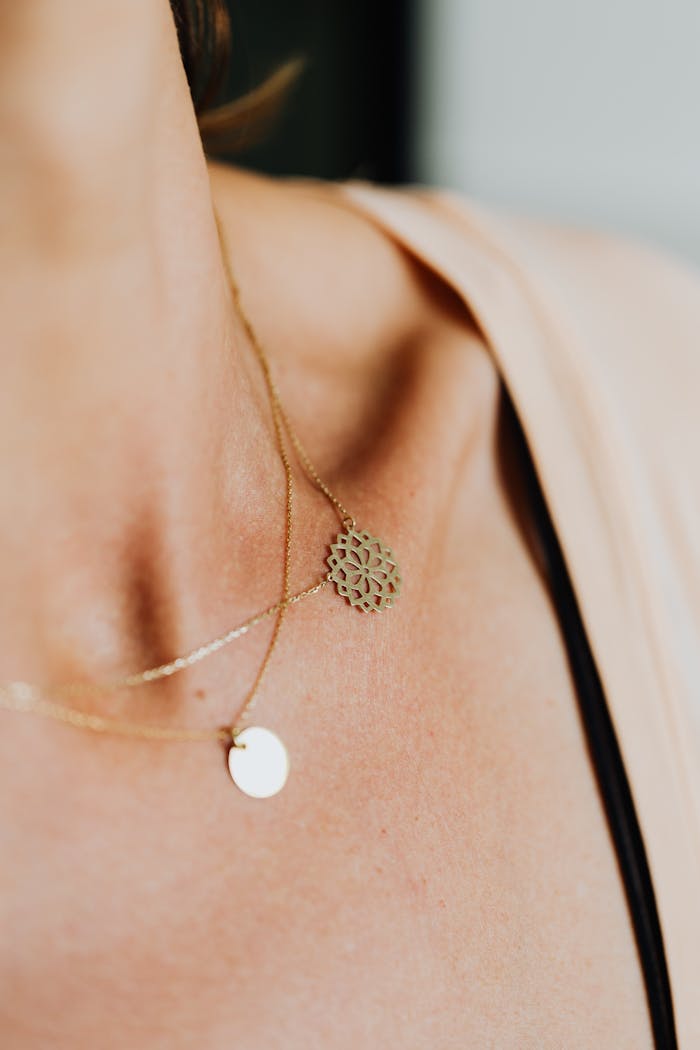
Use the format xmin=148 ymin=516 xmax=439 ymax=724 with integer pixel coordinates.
xmin=227 ymin=726 xmax=290 ymax=798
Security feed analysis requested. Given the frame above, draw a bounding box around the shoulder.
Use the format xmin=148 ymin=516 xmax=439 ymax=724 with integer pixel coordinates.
xmin=207 ymin=162 xmax=461 ymax=370
xmin=412 ymin=187 xmax=700 ymax=541
xmin=423 ymin=187 xmax=700 ymax=382
xmin=333 ymin=179 xmax=700 ymax=398
xmin=358 ymin=182 xmax=700 ymax=448
xmin=362 ymin=182 xmax=700 ymax=341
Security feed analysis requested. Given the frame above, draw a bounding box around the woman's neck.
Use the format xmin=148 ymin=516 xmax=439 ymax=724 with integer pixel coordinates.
xmin=0 ymin=2 xmax=281 ymax=686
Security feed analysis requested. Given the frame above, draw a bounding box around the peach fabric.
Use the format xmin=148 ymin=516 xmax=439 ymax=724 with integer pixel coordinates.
xmin=331 ymin=182 xmax=700 ymax=1045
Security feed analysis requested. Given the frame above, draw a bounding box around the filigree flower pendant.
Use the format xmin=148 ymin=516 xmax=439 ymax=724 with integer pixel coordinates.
xmin=327 ymin=525 xmax=401 ymax=612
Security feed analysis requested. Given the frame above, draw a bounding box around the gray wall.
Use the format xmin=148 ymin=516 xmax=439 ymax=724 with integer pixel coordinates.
xmin=414 ymin=0 xmax=700 ymax=265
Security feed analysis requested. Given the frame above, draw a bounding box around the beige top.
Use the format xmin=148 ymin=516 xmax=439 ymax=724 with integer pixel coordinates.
xmin=333 ymin=181 xmax=700 ymax=1045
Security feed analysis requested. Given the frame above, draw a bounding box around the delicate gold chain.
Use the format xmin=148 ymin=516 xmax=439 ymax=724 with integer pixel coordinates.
xmin=215 ymin=216 xmax=356 ymax=530
xmin=0 ymin=577 xmax=328 ymax=743
xmin=22 ymin=576 xmax=327 ymax=699
xmin=0 ymin=307 xmax=302 ymax=740
xmin=0 ymin=210 xmax=361 ymax=744
xmin=228 ymin=301 xmax=294 ymax=733
xmin=0 ymin=685 xmax=231 ymax=743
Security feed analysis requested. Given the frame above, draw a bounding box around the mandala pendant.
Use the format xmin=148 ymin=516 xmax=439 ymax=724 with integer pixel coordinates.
xmin=227 ymin=726 xmax=290 ymax=798
xmin=327 ymin=524 xmax=401 ymax=612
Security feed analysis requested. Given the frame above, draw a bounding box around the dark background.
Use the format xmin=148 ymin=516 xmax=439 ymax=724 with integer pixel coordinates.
xmin=220 ymin=0 xmax=416 ymax=183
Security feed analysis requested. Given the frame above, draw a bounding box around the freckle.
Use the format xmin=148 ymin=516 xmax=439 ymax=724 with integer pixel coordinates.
xmin=380 ymin=827 xmax=388 ymax=836
xmin=195 ymin=689 xmax=206 ymax=700
xmin=421 ymin=876 xmax=428 ymax=887
xmin=375 ymin=865 xmax=384 ymax=875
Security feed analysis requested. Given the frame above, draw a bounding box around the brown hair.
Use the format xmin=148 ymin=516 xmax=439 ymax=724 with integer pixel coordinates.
xmin=169 ymin=0 xmax=301 ymax=153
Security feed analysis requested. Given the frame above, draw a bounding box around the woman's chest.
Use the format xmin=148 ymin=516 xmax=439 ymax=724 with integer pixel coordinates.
xmin=1 ymin=473 xmax=652 ymax=1049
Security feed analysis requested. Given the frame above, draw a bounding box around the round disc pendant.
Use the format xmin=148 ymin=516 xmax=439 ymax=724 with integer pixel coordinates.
xmin=227 ymin=727 xmax=290 ymax=798
xmin=327 ymin=526 xmax=401 ymax=612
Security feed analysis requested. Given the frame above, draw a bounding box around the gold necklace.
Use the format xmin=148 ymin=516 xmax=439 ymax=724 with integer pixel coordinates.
xmin=0 ymin=214 xmax=402 ymax=798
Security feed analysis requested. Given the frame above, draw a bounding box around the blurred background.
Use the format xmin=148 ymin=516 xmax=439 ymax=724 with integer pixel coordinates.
xmin=224 ymin=0 xmax=700 ymax=265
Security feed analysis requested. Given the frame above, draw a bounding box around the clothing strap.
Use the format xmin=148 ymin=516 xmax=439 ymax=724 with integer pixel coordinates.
xmin=506 ymin=392 xmax=678 ymax=1048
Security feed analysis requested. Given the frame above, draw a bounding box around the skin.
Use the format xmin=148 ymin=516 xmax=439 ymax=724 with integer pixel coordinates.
xmin=0 ymin=3 xmax=652 ymax=1047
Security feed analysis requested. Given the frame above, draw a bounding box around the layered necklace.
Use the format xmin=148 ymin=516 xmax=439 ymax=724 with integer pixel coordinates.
xmin=0 ymin=213 xmax=402 ymax=799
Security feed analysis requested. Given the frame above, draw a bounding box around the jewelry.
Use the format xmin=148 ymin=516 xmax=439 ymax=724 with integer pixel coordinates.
xmin=0 ymin=212 xmax=402 ymax=799
xmin=217 ymin=217 xmax=402 ymax=618
xmin=220 ymin=216 xmax=403 ymax=794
